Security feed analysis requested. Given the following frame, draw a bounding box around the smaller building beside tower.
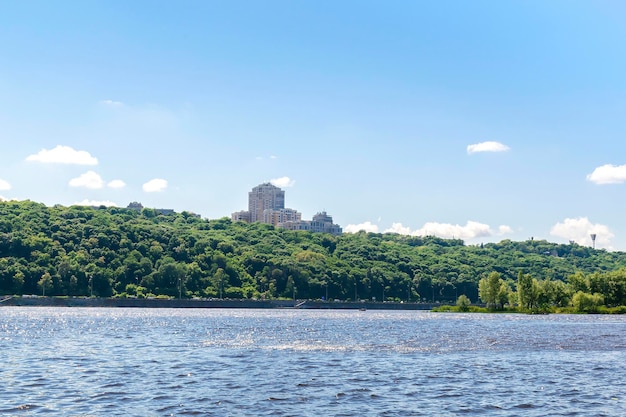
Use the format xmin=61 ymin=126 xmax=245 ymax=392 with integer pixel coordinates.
xmin=279 ymin=211 xmax=342 ymax=235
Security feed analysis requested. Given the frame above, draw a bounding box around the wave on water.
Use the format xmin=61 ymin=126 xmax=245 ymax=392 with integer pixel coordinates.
xmin=1 ymin=308 xmax=624 ymax=416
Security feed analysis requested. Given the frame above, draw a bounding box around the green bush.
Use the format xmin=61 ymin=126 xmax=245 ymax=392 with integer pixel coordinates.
xmin=571 ymin=291 xmax=604 ymax=313
xmin=456 ymin=295 xmax=471 ymax=312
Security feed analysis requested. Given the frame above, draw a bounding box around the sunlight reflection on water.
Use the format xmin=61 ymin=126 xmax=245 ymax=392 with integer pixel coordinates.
xmin=0 ymin=307 xmax=624 ymax=416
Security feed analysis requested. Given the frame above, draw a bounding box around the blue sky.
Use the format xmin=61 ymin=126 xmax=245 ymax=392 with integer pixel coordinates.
xmin=1 ymin=0 xmax=626 ymax=250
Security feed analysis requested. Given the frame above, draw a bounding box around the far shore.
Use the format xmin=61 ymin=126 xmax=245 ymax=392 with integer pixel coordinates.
xmin=0 ymin=295 xmax=442 ymax=310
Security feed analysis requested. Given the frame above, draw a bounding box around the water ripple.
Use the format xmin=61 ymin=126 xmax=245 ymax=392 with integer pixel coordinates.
xmin=0 ymin=308 xmax=625 ymax=416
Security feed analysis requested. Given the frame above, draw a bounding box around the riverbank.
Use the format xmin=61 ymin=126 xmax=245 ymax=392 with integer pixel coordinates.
xmin=431 ymin=303 xmax=626 ymax=314
xmin=1 ymin=295 xmax=440 ymax=310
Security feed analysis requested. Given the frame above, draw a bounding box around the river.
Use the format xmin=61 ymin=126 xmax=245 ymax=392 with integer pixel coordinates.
xmin=1 ymin=307 xmax=624 ymax=416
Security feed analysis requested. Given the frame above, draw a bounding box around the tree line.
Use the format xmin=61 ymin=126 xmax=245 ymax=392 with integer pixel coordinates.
xmin=1 ymin=200 xmax=626 ymax=311
xmin=472 ymin=269 xmax=626 ymax=313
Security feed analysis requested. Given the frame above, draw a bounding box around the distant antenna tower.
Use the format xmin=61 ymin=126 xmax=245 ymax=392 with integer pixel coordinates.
xmin=590 ymin=234 xmax=597 ymax=249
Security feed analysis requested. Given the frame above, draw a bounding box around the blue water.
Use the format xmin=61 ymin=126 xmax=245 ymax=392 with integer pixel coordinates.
xmin=0 ymin=308 xmax=624 ymax=416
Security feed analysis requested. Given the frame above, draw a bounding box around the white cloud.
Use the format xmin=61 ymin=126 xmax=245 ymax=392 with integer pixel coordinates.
xmin=498 ymin=225 xmax=514 ymax=235
xmin=467 ymin=141 xmax=510 ymax=154
xmin=550 ymin=217 xmax=614 ymax=248
xmin=107 ymin=179 xmax=126 ymax=189
xmin=0 ymin=179 xmax=11 ymax=191
xmin=383 ymin=220 xmax=513 ymax=240
xmin=350 ymin=220 xmax=513 ymax=240
xmin=143 ymin=178 xmax=168 ymax=193
xmin=26 ymin=145 xmax=98 ymax=165
xmin=270 ymin=176 xmax=295 ymax=188
xmin=73 ymin=199 xmax=119 ymax=207
xmin=270 ymin=155 xmax=278 ymax=159
xmin=100 ymin=99 xmax=125 ymax=107
xmin=0 ymin=195 xmax=20 ymax=202
xmin=0 ymin=195 xmax=24 ymax=201
xmin=415 ymin=221 xmax=494 ymax=239
xmin=69 ymin=171 xmax=104 ymax=189
xmin=344 ymin=221 xmax=380 ymax=233
xmin=586 ymin=164 xmax=626 ymax=184
xmin=384 ymin=223 xmax=412 ymax=235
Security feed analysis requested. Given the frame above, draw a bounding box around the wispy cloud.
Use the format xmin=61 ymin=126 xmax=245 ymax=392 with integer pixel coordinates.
xmin=344 ymin=221 xmax=379 ymax=233
xmin=69 ymin=171 xmax=105 ymax=189
xmin=107 ymin=179 xmax=126 ymax=189
xmin=100 ymin=99 xmax=125 ymax=107
xmin=467 ymin=141 xmax=510 ymax=154
xmin=98 ymin=100 xmax=180 ymax=136
xmin=143 ymin=178 xmax=168 ymax=192
xmin=26 ymin=145 xmax=98 ymax=165
xmin=0 ymin=179 xmax=11 ymax=191
xmin=550 ymin=217 xmax=614 ymax=248
xmin=270 ymin=176 xmax=295 ymax=188
xmin=586 ymin=164 xmax=626 ymax=184
xmin=73 ymin=199 xmax=119 ymax=207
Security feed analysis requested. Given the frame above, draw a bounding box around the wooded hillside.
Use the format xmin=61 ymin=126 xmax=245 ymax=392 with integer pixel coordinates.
xmin=1 ymin=200 xmax=625 ymax=304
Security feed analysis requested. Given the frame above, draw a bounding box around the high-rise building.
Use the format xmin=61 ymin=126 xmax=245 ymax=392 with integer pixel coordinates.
xmin=248 ymin=183 xmax=285 ymax=223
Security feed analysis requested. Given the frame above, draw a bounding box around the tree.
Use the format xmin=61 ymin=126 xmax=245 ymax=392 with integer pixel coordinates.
xmin=213 ymin=268 xmax=226 ymax=299
xmin=12 ymin=271 xmax=25 ymax=294
xmin=155 ymin=261 xmax=187 ymax=296
xmin=517 ymin=271 xmax=540 ymax=310
xmin=284 ymin=276 xmax=295 ymax=300
xmin=517 ymin=271 xmax=532 ymax=309
xmin=568 ymin=272 xmax=588 ymax=293
xmin=478 ymin=272 xmax=507 ymax=309
xmin=38 ymin=272 xmax=53 ymax=296
xmin=497 ymin=281 xmax=510 ymax=309
xmin=541 ymin=278 xmax=570 ymax=308
xmin=69 ymin=274 xmax=78 ymax=296
xmin=571 ymin=291 xmax=604 ymax=313
xmin=456 ymin=294 xmax=471 ymax=312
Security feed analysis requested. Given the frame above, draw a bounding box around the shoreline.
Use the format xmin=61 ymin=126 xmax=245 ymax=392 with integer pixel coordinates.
xmin=1 ymin=296 xmax=440 ymax=310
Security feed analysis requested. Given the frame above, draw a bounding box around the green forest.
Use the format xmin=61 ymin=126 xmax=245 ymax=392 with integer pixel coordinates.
xmin=1 ymin=200 xmax=626 ymax=312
